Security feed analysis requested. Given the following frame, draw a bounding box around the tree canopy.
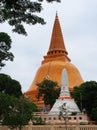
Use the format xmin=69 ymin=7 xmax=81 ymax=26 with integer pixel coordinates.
xmin=0 ymin=93 xmax=37 ymax=130
xmin=37 ymin=79 xmax=60 ymax=108
xmin=0 ymin=0 xmax=60 ymax=35
xmin=72 ymin=81 xmax=97 ymax=122
xmin=0 ymin=73 xmax=22 ymax=97
xmin=0 ymin=73 xmax=37 ymax=129
xmin=0 ymin=32 xmax=14 ymax=69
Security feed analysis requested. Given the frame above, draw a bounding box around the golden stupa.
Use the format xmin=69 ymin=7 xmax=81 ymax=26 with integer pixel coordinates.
xmin=25 ymin=14 xmax=83 ymax=109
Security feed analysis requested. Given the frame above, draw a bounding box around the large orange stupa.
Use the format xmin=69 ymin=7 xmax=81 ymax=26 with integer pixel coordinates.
xmin=25 ymin=14 xmax=83 ymax=109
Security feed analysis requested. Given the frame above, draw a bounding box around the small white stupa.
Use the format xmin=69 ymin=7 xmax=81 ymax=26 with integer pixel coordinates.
xmin=49 ymin=69 xmax=81 ymax=115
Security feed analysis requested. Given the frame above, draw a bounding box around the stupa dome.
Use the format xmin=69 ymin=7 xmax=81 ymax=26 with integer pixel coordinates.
xmin=25 ymin=14 xmax=83 ymax=108
xmin=28 ymin=61 xmax=83 ymax=92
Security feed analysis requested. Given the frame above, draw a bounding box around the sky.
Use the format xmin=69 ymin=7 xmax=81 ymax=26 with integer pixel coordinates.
xmin=1 ymin=0 xmax=97 ymax=92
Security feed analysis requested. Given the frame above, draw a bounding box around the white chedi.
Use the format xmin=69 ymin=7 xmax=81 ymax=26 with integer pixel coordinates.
xmin=48 ymin=69 xmax=81 ymax=115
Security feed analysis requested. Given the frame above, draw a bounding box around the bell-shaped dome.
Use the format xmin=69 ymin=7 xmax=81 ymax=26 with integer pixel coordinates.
xmin=28 ymin=61 xmax=83 ymax=92
xmin=25 ymin=14 xmax=83 ymax=108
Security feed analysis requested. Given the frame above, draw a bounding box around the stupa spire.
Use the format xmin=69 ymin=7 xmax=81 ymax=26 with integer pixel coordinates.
xmin=60 ymin=69 xmax=70 ymax=98
xmin=48 ymin=14 xmax=66 ymax=52
xmin=42 ymin=14 xmax=70 ymax=64
xmin=48 ymin=69 xmax=81 ymax=115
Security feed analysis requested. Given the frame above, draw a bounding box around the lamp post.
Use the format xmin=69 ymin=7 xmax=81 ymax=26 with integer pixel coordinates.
xmin=59 ymin=103 xmax=68 ymax=130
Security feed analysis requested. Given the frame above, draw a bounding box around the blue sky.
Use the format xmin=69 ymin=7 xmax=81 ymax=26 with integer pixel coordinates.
xmin=1 ymin=0 xmax=97 ymax=92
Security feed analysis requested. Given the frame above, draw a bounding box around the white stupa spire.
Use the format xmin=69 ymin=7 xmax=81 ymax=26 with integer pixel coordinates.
xmin=48 ymin=69 xmax=81 ymax=115
xmin=60 ymin=69 xmax=70 ymax=97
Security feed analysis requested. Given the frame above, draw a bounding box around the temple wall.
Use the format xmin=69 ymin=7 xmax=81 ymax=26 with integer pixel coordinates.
xmin=0 ymin=125 xmax=97 ymax=130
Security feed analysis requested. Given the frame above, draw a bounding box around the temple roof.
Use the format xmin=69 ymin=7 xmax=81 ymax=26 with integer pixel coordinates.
xmin=42 ymin=14 xmax=70 ymax=64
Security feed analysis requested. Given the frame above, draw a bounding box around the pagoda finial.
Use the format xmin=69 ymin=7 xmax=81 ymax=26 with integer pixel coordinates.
xmin=48 ymin=14 xmax=66 ymax=52
xmin=42 ymin=14 xmax=71 ymax=64
xmin=56 ymin=11 xmax=58 ymax=16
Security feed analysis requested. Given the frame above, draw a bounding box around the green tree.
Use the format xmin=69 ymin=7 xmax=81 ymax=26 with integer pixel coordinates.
xmin=0 ymin=0 xmax=60 ymax=35
xmin=71 ymin=86 xmax=82 ymax=110
xmin=37 ymin=79 xmax=60 ymax=109
xmin=90 ymin=107 xmax=97 ymax=123
xmin=0 ymin=93 xmax=37 ymax=130
xmin=72 ymin=81 xmax=97 ymax=121
xmin=0 ymin=73 xmax=22 ymax=97
xmin=0 ymin=32 xmax=14 ymax=69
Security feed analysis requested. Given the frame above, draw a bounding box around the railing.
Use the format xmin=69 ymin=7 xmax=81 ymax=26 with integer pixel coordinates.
xmin=0 ymin=125 xmax=97 ymax=130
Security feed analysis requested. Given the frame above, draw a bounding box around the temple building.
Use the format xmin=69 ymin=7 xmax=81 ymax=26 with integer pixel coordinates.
xmin=33 ymin=69 xmax=89 ymax=125
xmin=25 ymin=14 xmax=83 ymax=109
